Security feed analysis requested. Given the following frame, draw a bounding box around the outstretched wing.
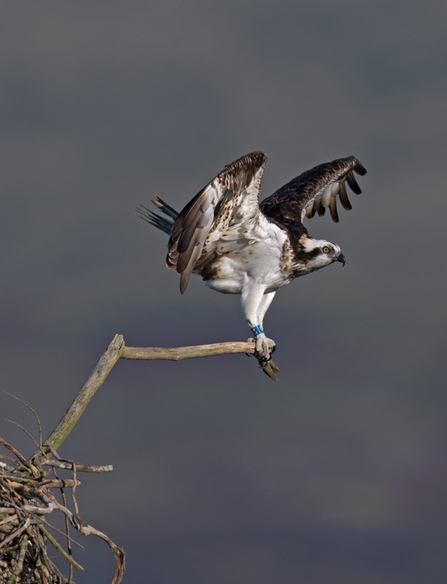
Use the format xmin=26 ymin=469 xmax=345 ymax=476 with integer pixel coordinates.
xmin=260 ymin=156 xmax=367 ymax=225
xmin=168 ymin=151 xmax=267 ymax=293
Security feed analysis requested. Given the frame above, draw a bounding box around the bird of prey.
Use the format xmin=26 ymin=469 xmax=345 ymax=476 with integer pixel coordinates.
xmin=136 ymin=151 xmax=366 ymax=367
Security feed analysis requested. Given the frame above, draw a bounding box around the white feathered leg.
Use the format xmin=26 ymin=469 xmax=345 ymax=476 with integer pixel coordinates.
xmin=257 ymin=291 xmax=276 ymax=325
xmin=241 ymin=282 xmax=276 ymax=360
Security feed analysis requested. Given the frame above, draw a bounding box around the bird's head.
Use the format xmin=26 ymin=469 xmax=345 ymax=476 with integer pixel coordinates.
xmin=300 ymin=237 xmax=346 ymax=271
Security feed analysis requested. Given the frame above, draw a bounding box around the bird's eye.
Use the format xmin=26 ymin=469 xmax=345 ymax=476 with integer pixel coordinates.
xmin=322 ymin=246 xmax=330 ymax=253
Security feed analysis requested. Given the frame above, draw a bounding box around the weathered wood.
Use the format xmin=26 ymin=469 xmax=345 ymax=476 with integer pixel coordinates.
xmin=31 ymin=334 xmax=125 ymax=464
xmin=30 ymin=335 xmax=276 ymax=465
xmin=120 ymin=341 xmax=255 ymax=360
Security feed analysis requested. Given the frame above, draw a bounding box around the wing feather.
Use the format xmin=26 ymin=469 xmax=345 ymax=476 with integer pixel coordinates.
xmin=346 ymin=170 xmax=362 ymax=194
xmin=167 ymin=151 xmax=267 ymax=293
xmin=321 ymin=185 xmax=332 ymax=208
xmin=329 ymin=196 xmax=339 ymax=223
xmin=338 ymin=180 xmax=352 ymax=210
xmin=305 ymin=200 xmax=315 ymax=218
xmin=260 ymin=156 xmax=367 ymax=226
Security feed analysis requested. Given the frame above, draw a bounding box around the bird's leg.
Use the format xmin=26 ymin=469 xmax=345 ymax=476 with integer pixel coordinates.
xmin=241 ymin=284 xmax=276 ymax=362
xmin=255 ymin=290 xmax=277 ymax=354
xmin=254 ymin=291 xmax=278 ymax=376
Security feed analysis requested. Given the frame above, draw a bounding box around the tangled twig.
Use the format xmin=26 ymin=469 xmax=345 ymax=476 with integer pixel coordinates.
xmin=1 ymin=334 xmax=273 ymax=582
xmin=0 ymin=437 xmax=125 ymax=584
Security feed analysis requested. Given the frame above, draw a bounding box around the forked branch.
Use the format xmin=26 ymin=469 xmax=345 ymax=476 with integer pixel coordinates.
xmin=30 ymin=335 xmax=277 ymax=465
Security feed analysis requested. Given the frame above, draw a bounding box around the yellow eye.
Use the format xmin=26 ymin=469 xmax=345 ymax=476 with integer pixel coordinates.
xmin=323 ymin=246 xmax=330 ymax=253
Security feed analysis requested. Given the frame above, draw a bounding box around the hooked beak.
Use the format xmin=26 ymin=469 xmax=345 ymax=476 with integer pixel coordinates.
xmin=336 ymin=253 xmax=346 ymax=267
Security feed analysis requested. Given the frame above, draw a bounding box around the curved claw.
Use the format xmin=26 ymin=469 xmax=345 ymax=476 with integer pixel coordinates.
xmin=245 ymin=336 xmax=279 ymax=380
xmin=254 ymin=336 xmax=278 ymax=380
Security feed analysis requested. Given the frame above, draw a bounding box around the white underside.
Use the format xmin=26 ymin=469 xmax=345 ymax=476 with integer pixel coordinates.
xmin=204 ymin=245 xmax=291 ymax=295
xmin=203 ymin=216 xmax=290 ymax=295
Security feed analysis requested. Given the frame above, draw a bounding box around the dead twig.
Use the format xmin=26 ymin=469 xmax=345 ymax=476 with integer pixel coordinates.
xmin=31 ymin=335 xmax=125 ymax=465
xmin=0 ymin=437 xmax=124 ymax=584
xmin=38 ymin=525 xmax=84 ymax=572
xmin=120 ymin=340 xmax=256 ymax=360
xmin=0 ymin=437 xmax=39 ymax=478
xmin=0 ymin=517 xmax=30 ymax=549
xmin=30 ymin=334 xmax=277 ymax=466
xmin=2 ymin=391 xmax=43 ymax=447
xmin=42 ymin=459 xmax=113 ymax=473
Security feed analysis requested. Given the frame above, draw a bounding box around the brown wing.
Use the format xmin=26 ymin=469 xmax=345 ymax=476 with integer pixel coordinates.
xmin=167 ymin=151 xmax=267 ymax=293
xmin=260 ymin=156 xmax=367 ymax=226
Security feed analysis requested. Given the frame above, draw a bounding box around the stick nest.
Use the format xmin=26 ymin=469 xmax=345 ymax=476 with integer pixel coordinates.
xmin=0 ymin=438 xmax=124 ymax=584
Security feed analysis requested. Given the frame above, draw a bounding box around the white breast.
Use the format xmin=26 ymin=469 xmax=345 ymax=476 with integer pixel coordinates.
xmin=201 ymin=217 xmax=290 ymax=294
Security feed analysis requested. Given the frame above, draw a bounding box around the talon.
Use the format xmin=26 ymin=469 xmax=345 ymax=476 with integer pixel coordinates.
xmin=257 ymin=355 xmax=271 ymax=368
xmin=254 ymin=332 xmax=276 ymax=361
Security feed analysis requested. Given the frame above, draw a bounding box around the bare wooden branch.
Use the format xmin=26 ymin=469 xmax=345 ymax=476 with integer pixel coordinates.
xmin=31 ymin=334 xmax=125 ymax=464
xmin=120 ymin=337 xmax=279 ymax=380
xmin=76 ymin=524 xmax=125 ymax=584
xmin=39 ymin=525 xmax=84 ymax=572
xmin=41 ymin=459 xmax=113 ymax=473
xmin=121 ymin=340 xmax=255 ymax=360
xmin=30 ymin=334 xmax=272 ymax=465
xmin=0 ymin=476 xmax=79 ymax=491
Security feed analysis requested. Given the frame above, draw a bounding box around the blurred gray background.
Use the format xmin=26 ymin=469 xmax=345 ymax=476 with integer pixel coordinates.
xmin=1 ymin=1 xmax=447 ymax=582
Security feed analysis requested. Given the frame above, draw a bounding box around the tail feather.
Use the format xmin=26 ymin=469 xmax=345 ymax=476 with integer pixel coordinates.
xmin=134 ymin=202 xmax=177 ymax=236
xmin=152 ymin=197 xmax=179 ymax=220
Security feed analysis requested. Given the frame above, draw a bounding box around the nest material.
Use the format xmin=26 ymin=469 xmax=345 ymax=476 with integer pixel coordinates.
xmin=0 ymin=438 xmax=124 ymax=584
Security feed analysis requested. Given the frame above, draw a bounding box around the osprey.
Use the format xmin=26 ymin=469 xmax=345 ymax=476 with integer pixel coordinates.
xmin=137 ymin=151 xmax=366 ymax=366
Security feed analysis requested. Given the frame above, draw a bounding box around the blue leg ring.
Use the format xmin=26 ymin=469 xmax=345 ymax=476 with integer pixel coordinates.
xmin=251 ymin=325 xmax=264 ymax=337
